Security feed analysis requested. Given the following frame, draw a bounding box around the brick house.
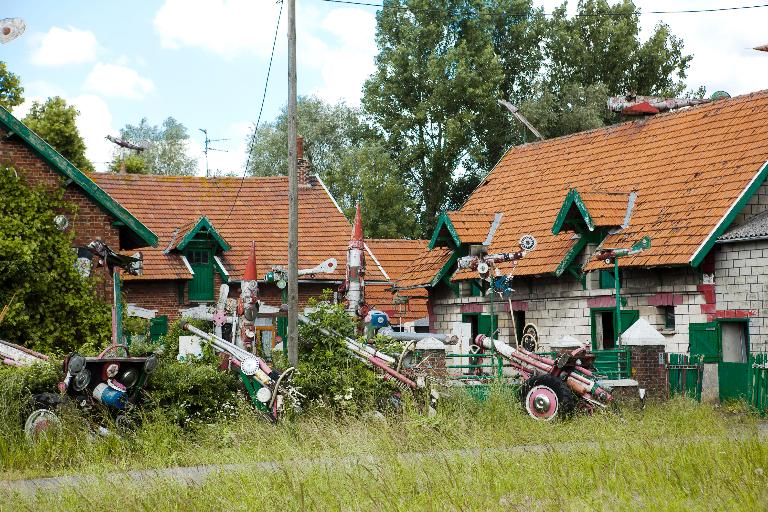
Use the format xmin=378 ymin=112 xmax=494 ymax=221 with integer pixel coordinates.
xmin=396 ymin=91 xmax=768 ymax=399
xmin=90 ymin=166 xmax=418 ymax=328
xmin=0 ymin=106 xmax=157 ymax=301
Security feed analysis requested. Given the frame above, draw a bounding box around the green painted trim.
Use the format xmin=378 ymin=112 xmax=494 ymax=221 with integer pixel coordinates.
xmin=176 ymin=216 xmax=231 ymax=252
xmin=552 ymin=189 xmax=594 ymax=235
xmin=430 ymin=251 xmax=460 ymax=288
xmin=428 ymin=211 xmax=462 ymax=250
xmin=213 ymin=256 xmax=229 ymax=283
xmin=691 ymin=161 xmax=768 ymax=267
xmin=554 ymin=236 xmax=587 ymax=277
xmin=0 ymin=106 xmax=158 ymax=248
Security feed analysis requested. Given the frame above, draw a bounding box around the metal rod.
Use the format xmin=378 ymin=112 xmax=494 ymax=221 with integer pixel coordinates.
xmin=286 ymin=0 xmax=299 ymax=367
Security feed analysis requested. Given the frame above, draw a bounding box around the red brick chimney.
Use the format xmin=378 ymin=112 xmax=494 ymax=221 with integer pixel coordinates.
xmin=297 ymin=136 xmax=311 ymax=187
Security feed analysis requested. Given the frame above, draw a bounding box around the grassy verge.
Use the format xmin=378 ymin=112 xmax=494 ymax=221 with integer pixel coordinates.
xmin=0 ymin=388 xmax=761 ymax=481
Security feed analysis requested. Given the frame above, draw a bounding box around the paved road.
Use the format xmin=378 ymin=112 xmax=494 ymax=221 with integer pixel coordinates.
xmin=2 ymin=426 xmax=766 ymax=496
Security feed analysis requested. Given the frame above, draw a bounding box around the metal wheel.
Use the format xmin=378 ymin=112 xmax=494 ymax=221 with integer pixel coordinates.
xmin=24 ymin=409 xmax=61 ymax=439
xmin=520 ymin=374 xmax=576 ymax=421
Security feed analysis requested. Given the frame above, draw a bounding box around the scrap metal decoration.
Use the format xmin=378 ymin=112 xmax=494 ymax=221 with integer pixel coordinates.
xmin=607 ymin=94 xmax=712 ymax=116
xmin=0 ymin=18 xmax=25 ymax=44
xmin=457 ymin=234 xmax=537 ymax=297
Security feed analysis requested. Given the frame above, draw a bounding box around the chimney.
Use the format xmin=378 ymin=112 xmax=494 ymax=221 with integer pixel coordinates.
xmin=297 ymin=136 xmax=311 ymax=187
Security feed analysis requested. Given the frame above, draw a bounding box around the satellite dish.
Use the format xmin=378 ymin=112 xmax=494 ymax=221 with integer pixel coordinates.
xmin=0 ymin=18 xmax=25 ymax=44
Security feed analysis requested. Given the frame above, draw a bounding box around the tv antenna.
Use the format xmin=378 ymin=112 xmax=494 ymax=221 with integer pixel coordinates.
xmin=498 ymin=99 xmax=544 ymax=141
xmin=199 ymin=128 xmax=230 ymax=177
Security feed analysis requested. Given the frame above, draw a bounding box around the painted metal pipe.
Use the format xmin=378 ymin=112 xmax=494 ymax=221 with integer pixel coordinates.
xmin=478 ymin=336 xmax=612 ymax=402
xmin=378 ymin=327 xmax=458 ymax=345
xmin=297 ymin=314 xmax=417 ymax=389
xmin=0 ymin=339 xmax=49 ymax=366
xmin=181 ymin=322 xmax=272 ymax=386
xmin=299 ymin=314 xmax=396 ymax=364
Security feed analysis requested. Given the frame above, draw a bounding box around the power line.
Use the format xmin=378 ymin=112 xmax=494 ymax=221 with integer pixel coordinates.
xmin=221 ymin=0 xmax=284 ymax=228
xmin=317 ymin=0 xmax=768 ymax=17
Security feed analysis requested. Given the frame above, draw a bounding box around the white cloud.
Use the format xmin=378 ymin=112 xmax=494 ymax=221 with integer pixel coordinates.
xmin=84 ymin=63 xmax=155 ymax=99
xmin=302 ymin=8 xmax=378 ymax=105
xmin=69 ymin=94 xmax=116 ymax=172
xmin=30 ymin=26 xmax=99 ymax=67
xmin=153 ymin=0 xmax=283 ymax=59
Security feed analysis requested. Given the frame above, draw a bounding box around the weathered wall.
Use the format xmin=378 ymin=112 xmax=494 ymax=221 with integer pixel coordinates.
xmin=431 ymin=263 xmax=708 ymax=354
xmin=123 ymin=276 xmax=337 ymax=322
xmin=0 ymin=127 xmax=121 ymax=301
xmin=712 ymin=241 xmax=768 ymax=353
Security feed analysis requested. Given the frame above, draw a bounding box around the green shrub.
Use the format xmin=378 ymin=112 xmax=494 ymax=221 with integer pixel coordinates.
xmin=291 ymin=296 xmax=399 ymax=415
xmin=0 ymin=166 xmax=111 ymax=355
xmin=0 ymin=361 xmax=63 ymax=435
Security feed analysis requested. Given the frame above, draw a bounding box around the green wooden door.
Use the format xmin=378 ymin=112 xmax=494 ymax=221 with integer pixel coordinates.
xmin=689 ymin=322 xmax=720 ymax=363
xmin=719 ymin=363 xmax=749 ymax=400
xmin=718 ymin=320 xmax=749 ymax=400
xmin=188 ymin=248 xmax=214 ymax=301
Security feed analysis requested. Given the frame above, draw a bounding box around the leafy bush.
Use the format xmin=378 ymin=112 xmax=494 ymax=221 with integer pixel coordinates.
xmin=0 ymin=361 xmax=63 ymax=434
xmin=0 ymin=166 xmax=111 ymax=355
xmin=290 ymin=296 xmax=399 ymax=415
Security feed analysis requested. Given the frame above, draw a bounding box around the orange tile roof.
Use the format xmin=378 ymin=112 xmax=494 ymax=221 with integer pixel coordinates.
xmin=90 ymin=174 xmax=387 ymax=282
xmin=399 ymin=90 xmax=768 ymax=285
xmin=364 ymin=239 xmax=429 ymax=322
xmin=579 ymin=191 xmax=631 ymax=227
xmin=396 ymin=247 xmax=453 ymax=290
xmin=446 ymin=212 xmax=497 ymax=243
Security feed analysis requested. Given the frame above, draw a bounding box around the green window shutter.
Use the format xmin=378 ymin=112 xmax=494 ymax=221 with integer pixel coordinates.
xmin=599 ymin=269 xmax=616 ymax=289
xmin=689 ymin=322 xmax=721 ymax=363
xmin=149 ymin=315 xmax=168 ymax=341
xmin=477 ymin=314 xmax=497 ymax=338
xmin=619 ymin=309 xmax=639 ymax=334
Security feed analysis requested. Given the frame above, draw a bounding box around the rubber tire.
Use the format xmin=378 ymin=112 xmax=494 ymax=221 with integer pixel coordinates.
xmin=519 ymin=374 xmax=577 ymax=419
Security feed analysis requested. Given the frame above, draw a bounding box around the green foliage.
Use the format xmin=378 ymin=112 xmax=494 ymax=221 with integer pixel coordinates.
xmin=247 ymin=96 xmax=418 ymax=238
xmin=23 ymin=96 xmax=94 ymax=172
xmin=0 ymin=167 xmax=111 ymax=354
xmin=115 ymin=117 xmax=198 ymax=176
xmin=110 ymin=154 xmax=149 ymax=175
xmin=0 ymin=61 xmax=24 ymax=110
xmin=0 ymin=361 xmax=63 ymax=433
xmin=293 ymin=296 xmax=398 ymax=415
xmin=363 ymin=0 xmax=506 ymax=233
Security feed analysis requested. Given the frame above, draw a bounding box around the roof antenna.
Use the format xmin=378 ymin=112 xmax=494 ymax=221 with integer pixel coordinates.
xmin=199 ymin=128 xmax=230 ymax=178
xmin=498 ymin=99 xmax=544 ymax=141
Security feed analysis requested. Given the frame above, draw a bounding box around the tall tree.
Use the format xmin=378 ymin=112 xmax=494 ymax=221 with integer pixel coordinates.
xmin=23 ymin=97 xmax=93 ymax=172
xmin=247 ymin=96 xmax=419 ymax=238
xmin=363 ymin=0 xmax=506 ymax=234
xmin=0 ymin=61 xmax=23 ymax=110
xmin=520 ymin=0 xmax=693 ymax=138
xmin=113 ymin=117 xmax=197 ymax=176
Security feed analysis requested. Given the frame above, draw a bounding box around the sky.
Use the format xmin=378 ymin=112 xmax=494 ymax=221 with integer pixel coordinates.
xmin=2 ymin=0 xmax=768 ymax=175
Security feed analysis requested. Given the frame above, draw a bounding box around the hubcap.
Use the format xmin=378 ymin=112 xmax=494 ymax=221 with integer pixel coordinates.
xmin=525 ymin=385 xmax=559 ymax=420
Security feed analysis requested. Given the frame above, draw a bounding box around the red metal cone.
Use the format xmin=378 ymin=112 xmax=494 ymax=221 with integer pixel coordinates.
xmin=243 ymin=241 xmax=258 ymax=281
xmin=350 ymin=203 xmax=364 ymax=248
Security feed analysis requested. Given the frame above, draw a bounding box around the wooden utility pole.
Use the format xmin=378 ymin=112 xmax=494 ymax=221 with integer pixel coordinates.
xmin=286 ymin=0 xmax=299 ymax=366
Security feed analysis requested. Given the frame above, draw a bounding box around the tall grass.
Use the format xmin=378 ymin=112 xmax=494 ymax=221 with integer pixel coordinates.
xmin=0 ymin=384 xmax=757 ymax=481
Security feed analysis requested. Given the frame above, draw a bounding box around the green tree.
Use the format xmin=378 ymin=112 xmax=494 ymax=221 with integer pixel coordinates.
xmin=0 ymin=61 xmax=23 ymax=110
xmin=23 ymin=97 xmax=93 ymax=172
xmin=363 ymin=0 xmax=505 ymax=234
xmin=520 ymin=0 xmax=693 ymax=138
xmin=247 ymin=96 xmax=418 ymax=238
xmin=115 ymin=117 xmax=197 ymax=176
xmin=0 ymin=166 xmax=111 ymax=355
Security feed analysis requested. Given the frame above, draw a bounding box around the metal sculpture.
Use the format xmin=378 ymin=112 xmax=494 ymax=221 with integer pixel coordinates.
xmin=607 ymin=95 xmax=711 ymax=116
xmin=181 ymin=322 xmax=294 ymax=421
xmin=341 ymin=203 xmax=367 ymax=318
xmin=0 ymin=18 xmax=25 ymax=44
xmin=477 ymin=335 xmax=613 ymax=420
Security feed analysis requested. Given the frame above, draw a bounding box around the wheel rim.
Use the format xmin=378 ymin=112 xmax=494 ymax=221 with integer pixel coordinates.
xmin=525 ymin=385 xmax=559 ymax=420
xmin=24 ymin=409 xmax=60 ymax=439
